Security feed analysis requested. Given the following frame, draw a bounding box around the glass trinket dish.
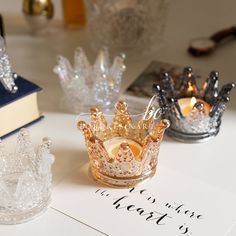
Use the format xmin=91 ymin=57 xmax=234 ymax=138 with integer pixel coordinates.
xmin=153 ymin=67 xmax=235 ymax=142
xmin=77 ymin=101 xmax=170 ymax=188
xmin=0 ymin=129 xmax=54 ymax=224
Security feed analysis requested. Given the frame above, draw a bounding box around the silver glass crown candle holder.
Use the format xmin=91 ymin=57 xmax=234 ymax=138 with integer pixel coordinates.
xmin=0 ymin=129 xmax=54 ymax=224
xmin=153 ymin=67 xmax=235 ymax=142
xmin=53 ymin=47 xmax=126 ymax=113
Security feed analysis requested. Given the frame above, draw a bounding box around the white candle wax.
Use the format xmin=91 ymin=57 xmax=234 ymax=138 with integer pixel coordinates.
xmin=178 ymin=97 xmax=211 ymax=117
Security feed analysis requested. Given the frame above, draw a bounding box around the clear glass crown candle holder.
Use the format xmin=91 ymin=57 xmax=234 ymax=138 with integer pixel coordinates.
xmin=0 ymin=129 xmax=54 ymax=224
xmin=153 ymin=67 xmax=235 ymax=143
xmin=85 ymin=0 xmax=170 ymax=56
xmin=77 ymin=101 xmax=170 ymax=188
xmin=54 ymin=47 xmax=126 ymax=113
xmin=0 ymin=36 xmax=18 ymax=93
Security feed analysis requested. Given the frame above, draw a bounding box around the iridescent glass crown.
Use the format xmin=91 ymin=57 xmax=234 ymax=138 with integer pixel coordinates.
xmin=78 ymin=101 xmax=170 ymax=187
xmin=54 ymin=47 xmax=126 ymax=113
xmin=0 ymin=129 xmax=54 ymax=224
xmin=153 ymin=67 xmax=235 ymax=142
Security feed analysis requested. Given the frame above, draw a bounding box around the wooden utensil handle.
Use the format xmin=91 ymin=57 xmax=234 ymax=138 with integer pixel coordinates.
xmin=210 ymin=26 xmax=236 ymax=43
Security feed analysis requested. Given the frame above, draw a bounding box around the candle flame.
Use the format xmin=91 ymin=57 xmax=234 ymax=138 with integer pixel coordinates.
xmin=187 ymin=82 xmax=194 ymax=92
xmin=190 ymin=97 xmax=197 ymax=108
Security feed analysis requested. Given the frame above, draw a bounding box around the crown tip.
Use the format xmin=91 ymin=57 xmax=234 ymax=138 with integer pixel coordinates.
xmin=42 ymin=137 xmax=52 ymax=148
xmin=184 ymin=66 xmax=193 ymax=72
xmin=19 ymin=128 xmax=29 ymax=136
xmin=161 ymin=119 xmax=170 ymax=128
xmin=120 ymin=53 xmax=126 ymax=59
xmin=90 ymin=106 xmax=100 ymax=113
xmin=210 ymin=70 xmax=219 ymax=76
xmin=115 ymin=101 xmax=128 ymax=113
xmin=77 ymin=121 xmax=87 ymax=130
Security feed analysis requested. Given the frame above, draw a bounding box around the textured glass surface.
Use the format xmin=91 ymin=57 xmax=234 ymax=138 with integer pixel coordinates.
xmin=85 ymin=0 xmax=170 ymax=56
xmin=154 ymin=68 xmax=235 ymax=142
xmin=0 ymin=36 xmax=18 ymax=93
xmin=78 ymin=101 xmax=170 ymax=187
xmin=54 ymin=47 xmax=125 ymax=113
xmin=170 ymin=112 xmax=220 ymax=134
xmin=0 ymin=129 xmax=54 ymax=224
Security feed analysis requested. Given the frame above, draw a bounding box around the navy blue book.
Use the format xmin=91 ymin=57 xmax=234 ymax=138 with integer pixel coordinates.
xmin=0 ymin=75 xmax=43 ymax=139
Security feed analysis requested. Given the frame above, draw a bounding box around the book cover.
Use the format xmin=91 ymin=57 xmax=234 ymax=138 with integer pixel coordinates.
xmin=0 ymin=75 xmax=43 ymax=139
xmin=0 ymin=75 xmax=42 ymax=107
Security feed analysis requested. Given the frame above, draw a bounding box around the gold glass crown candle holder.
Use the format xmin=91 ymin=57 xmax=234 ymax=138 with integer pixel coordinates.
xmin=77 ymin=101 xmax=170 ymax=188
xmin=153 ymin=67 xmax=235 ymax=143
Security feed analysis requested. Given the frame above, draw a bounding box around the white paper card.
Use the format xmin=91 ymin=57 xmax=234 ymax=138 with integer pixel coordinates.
xmin=52 ymin=164 xmax=236 ymax=236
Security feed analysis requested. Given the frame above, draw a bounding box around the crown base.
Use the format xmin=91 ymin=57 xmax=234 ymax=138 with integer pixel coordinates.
xmin=166 ymin=127 xmax=220 ymax=143
xmin=90 ymin=166 xmax=156 ymax=188
xmin=0 ymin=197 xmax=50 ymax=225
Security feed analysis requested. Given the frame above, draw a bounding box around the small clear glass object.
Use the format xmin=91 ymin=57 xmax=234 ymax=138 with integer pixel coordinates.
xmin=85 ymin=0 xmax=170 ymax=56
xmin=54 ymin=46 xmax=126 ymax=113
xmin=0 ymin=129 xmax=54 ymax=224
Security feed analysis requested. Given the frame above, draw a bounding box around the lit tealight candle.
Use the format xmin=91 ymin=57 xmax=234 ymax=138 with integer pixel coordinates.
xmin=178 ymin=97 xmax=211 ymax=117
xmin=103 ymin=137 xmax=142 ymax=159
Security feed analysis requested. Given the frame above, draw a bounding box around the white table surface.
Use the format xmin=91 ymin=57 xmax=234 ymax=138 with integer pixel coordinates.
xmin=0 ymin=0 xmax=236 ymax=235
